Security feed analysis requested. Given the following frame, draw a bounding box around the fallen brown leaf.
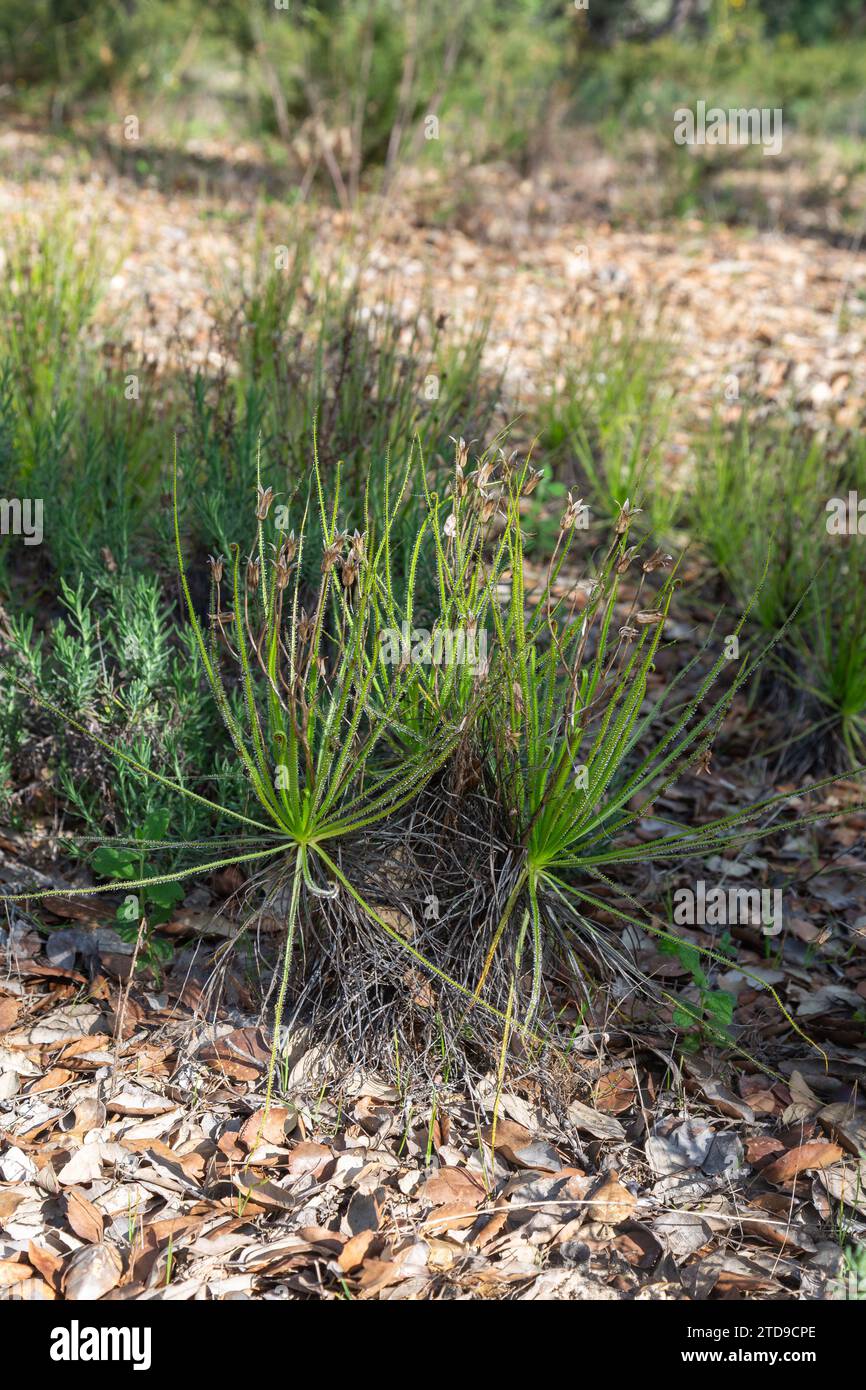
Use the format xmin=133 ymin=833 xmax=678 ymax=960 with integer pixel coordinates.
xmin=106 ymin=1083 xmax=176 ymax=1117
xmin=586 ymin=1170 xmax=636 ymax=1226
xmin=422 ymin=1166 xmax=486 ymax=1207
xmin=567 ymin=1097 xmax=626 ymax=1141
xmin=594 ymin=1067 xmax=637 ymax=1115
xmin=232 ymin=1172 xmax=297 ymax=1212
xmin=27 ymin=1239 xmax=64 ymax=1291
xmin=338 ymin=1229 xmax=381 ymax=1273
xmin=12 ymin=1276 xmax=57 ymax=1300
xmin=815 ymin=1158 xmax=866 ymax=1216
xmin=0 ymin=1191 xmax=27 ymax=1223
xmin=684 ymin=1056 xmax=755 ymax=1122
xmin=745 ymin=1136 xmax=786 ymax=1167
xmin=29 ymin=1066 xmax=75 ymax=1095
xmin=239 ymin=1105 xmax=298 ymax=1150
xmin=483 ymin=1119 xmax=561 ymax=1171
xmin=63 ymin=1243 xmax=123 ymax=1300
xmin=762 ymin=1141 xmax=843 ymax=1185
xmin=818 ymin=1102 xmax=866 ymax=1158
xmin=0 ymin=997 xmax=21 ymax=1032
xmin=0 ymin=1258 xmax=31 ymax=1287
xmin=287 ymin=1141 xmax=332 ymax=1177
xmin=64 ymin=1188 xmax=105 ymax=1244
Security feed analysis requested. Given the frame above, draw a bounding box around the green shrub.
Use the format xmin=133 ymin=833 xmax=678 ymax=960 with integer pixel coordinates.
xmin=0 ymin=572 xmax=249 ymax=842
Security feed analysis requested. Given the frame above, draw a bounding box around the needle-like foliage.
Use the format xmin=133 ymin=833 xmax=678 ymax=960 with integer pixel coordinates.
xmin=432 ymin=449 xmax=863 ymax=1063
xmin=3 ymin=436 xmax=862 ymax=1093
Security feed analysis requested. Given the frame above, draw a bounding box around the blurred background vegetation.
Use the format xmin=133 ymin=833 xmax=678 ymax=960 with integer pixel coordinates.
xmin=1 ymin=1 xmax=864 ymax=181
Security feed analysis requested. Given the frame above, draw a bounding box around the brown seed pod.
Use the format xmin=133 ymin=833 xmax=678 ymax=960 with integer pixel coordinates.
xmin=522 ymin=467 xmax=543 ymax=497
xmin=643 ymin=547 xmax=673 ymax=572
xmin=616 ymin=545 xmax=640 ymax=574
xmin=560 ymin=491 xmax=586 ymax=531
xmin=615 ymin=497 xmax=642 ymax=534
xmin=255 ymin=484 xmax=276 ymax=521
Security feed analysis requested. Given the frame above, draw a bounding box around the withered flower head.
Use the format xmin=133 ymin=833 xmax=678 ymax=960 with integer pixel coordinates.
xmin=275 ymin=554 xmax=290 ymax=590
xmin=499 ymin=448 xmax=517 ymax=483
xmin=474 ymin=458 xmax=495 ymax=493
xmin=322 ymin=540 xmax=342 ymax=573
xmin=341 ymin=558 xmax=357 ymax=588
xmin=615 ymin=497 xmax=642 ymax=534
xmin=246 ymin=557 xmax=260 ymax=592
xmin=635 ymin=609 xmax=664 ymax=626
xmin=451 ymin=435 xmax=469 ymax=472
xmin=696 ymin=747 xmax=713 ymax=776
xmin=281 ymin=530 xmax=298 ymax=566
xmin=350 ymin=529 xmax=366 ymax=564
xmin=619 ymin=624 xmax=639 ymax=640
xmin=443 ymin=512 xmax=457 ymax=540
xmin=522 ymin=466 xmax=543 ymax=497
xmin=616 ymin=545 xmax=640 ymax=574
xmin=560 ymin=490 xmax=585 ymax=532
xmin=208 ymin=553 xmax=225 ymax=585
xmin=643 ymin=547 xmax=674 ymax=573
xmin=297 ymin=607 xmax=313 ymax=643
xmin=255 ymin=483 xmax=276 ymax=521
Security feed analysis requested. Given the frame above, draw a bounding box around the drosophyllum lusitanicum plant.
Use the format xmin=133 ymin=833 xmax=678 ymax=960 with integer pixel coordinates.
xmin=2 ymin=439 xmax=523 ymax=1102
xmin=4 ymin=435 xmax=858 ymax=1098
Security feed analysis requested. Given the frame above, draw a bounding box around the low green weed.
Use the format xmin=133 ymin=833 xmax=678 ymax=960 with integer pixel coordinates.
xmin=90 ymin=807 xmax=184 ymax=982
xmin=657 ymin=935 xmax=736 ymax=1051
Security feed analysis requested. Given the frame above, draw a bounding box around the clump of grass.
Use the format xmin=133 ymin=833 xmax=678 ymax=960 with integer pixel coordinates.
xmin=438 ymin=448 xmax=855 ymax=1065
xmin=2 ymin=441 xmax=496 ymax=1099
xmin=539 ymin=318 xmax=678 ymax=537
xmin=0 ymin=211 xmax=170 ymax=591
xmin=180 ymin=247 xmax=497 ymax=572
xmin=0 ymin=219 xmax=496 ymax=597
xmin=692 ymin=417 xmax=866 ymax=768
xmin=0 ymin=213 xmax=103 ymax=416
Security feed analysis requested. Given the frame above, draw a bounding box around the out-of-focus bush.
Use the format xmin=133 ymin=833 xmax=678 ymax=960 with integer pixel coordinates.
xmin=0 ymin=0 xmax=567 ymax=171
xmin=1 ymin=1 xmax=862 ymax=176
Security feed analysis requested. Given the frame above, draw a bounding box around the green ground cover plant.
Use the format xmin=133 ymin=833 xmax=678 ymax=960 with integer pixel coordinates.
xmin=540 ymin=317 xmax=866 ymax=772
xmin=0 ymin=571 xmax=249 ymax=841
xmin=0 ymin=0 xmax=566 ymax=182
